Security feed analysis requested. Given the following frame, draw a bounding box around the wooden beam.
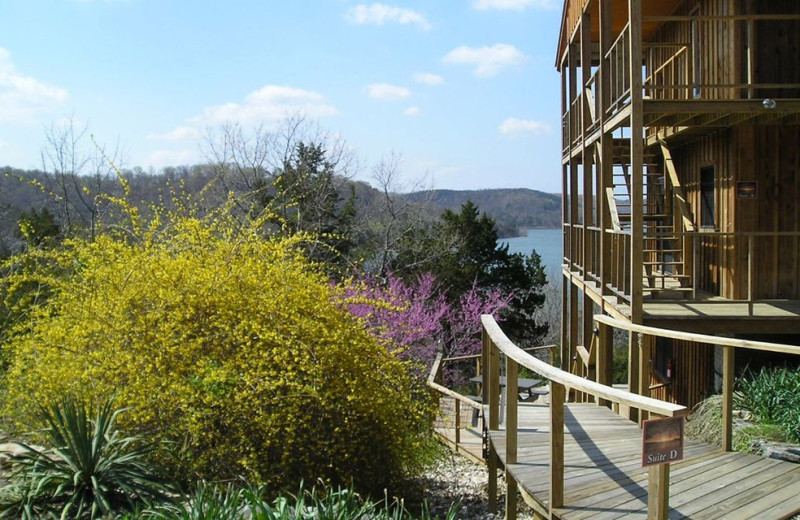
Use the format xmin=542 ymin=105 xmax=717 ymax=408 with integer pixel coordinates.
xmin=576 ymin=344 xmax=595 ymax=368
xmin=550 ymin=381 xmax=565 ymax=510
xmin=648 ymin=459 xmax=670 ymax=519
xmin=506 ymin=356 xmax=518 ymax=520
xmin=659 ymin=138 xmax=696 ymax=232
xmin=722 ymin=346 xmax=735 ymax=451
xmin=628 ymin=0 xmax=644 ymax=326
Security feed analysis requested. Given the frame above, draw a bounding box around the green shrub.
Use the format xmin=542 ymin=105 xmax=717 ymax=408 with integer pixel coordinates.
xmin=0 ymin=396 xmax=172 ymax=519
xmin=0 ymin=213 xmax=432 ymax=495
xmin=735 ymin=366 xmax=800 ymax=443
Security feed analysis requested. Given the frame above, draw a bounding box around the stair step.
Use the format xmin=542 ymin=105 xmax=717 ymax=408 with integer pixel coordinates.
xmin=645 ymin=274 xmax=690 ymax=279
xmin=643 ymin=261 xmax=684 ymax=266
xmin=643 ymin=287 xmax=694 ymax=293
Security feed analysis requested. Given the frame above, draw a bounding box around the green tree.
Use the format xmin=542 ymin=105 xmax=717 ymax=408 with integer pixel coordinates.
xmin=265 ymin=141 xmax=357 ymax=268
xmin=16 ymin=207 xmax=61 ymax=247
xmin=393 ymin=200 xmax=548 ymax=348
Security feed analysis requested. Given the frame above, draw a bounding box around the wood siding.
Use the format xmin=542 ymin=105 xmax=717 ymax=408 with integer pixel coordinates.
xmin=649 ymin=339 xmax=713 ymax=410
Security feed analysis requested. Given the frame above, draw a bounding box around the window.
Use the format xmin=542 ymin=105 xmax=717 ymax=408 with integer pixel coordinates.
xmin=700 ymin=166 xmax=715 ymax=228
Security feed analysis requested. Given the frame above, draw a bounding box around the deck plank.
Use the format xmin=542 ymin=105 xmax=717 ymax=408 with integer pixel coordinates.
xmin=481 ymin=403 xmax=800 ymax=519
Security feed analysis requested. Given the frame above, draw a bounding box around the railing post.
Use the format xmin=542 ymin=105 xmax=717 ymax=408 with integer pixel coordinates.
xmin=748 ymin=235 xmax=754 ymax=315
xmin=550 ymin=381 xmax=565 ymax=511
xmin=506 ymin=356 xmax=519 ymax=520
xmin=488 ymin=337 xmax=500 ymax=432
xmin=648 ymin=462 xmax=670 ymax=519
xmin=454 ymin=398 xmax=461 ymax=446
xmin=722 ymin=345 xmax=735 ymax=451
xmin=488 ymin=445 xmax=498 ymax=514
xmin=483 ymin=326 xmax=499 ymax=514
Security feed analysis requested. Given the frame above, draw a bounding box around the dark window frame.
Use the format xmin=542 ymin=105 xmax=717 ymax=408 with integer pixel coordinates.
xmin=700 ymin=165 xmax=715 ymax=229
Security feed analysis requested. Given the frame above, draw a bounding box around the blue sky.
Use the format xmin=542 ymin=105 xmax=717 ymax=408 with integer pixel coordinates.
xmin=0 ymin=0 xmax=564 ymax=193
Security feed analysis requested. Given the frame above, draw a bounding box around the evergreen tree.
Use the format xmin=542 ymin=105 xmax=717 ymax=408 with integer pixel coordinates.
xmin=393 ymin=200 xmax=548 ymax=348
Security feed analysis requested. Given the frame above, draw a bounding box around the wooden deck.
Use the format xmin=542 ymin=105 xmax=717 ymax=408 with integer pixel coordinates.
xmin=437 ymin=402 xmax=800 ymax=519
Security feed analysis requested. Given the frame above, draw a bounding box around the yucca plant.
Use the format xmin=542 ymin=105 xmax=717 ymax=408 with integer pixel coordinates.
xmin=0 ymin=396 xmax=174 ymax=519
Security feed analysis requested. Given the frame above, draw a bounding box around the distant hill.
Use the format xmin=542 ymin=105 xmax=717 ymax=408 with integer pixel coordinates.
xmin=405 ymin=188 xmax=561 ymax=237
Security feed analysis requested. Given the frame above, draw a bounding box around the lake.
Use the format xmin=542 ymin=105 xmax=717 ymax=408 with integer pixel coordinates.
xmin=498 ymin=228 xmax=563 ymax=275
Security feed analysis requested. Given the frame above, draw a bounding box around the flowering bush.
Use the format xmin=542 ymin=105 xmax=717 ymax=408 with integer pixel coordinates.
xmin=0 ymin=214 xmax=430 ymax=495
xmin=346 ymin=273 xmax=511 ymax=383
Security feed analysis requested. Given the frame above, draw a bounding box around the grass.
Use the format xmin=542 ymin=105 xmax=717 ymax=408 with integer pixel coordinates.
xmin=735 ymin=365 xmax=800 ymax=444
xmin=686 ymin=366 xmax=800 ymax=454
xmin=137 ymin=482 xmax=461 ymax=520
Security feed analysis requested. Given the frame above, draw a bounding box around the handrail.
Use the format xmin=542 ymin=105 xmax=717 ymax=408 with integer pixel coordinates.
xmin=481 ymin=315 xmax=687 ymax=417
xmin=426 ymin=352 xmax=482 ymax=411
xmin=594 ymin=315 xmax=800 ymax=356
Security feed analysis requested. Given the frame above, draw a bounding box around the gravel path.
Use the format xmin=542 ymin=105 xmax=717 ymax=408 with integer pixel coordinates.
xmin=413 ymin=447 xmax=534 ymax=520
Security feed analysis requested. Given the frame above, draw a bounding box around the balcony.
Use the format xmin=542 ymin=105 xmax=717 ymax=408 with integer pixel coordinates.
xmin=561 ymin=13 xmax=800 ymax=157
xmin=563 ymin=225 xmax=800 ymax=333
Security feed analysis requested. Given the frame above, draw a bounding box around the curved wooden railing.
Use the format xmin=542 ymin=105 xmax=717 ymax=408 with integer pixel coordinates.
xmin=593 ymin=314 xmax=800 ymax=454
xmin=480 ymin=314 xmax=687 ymax=520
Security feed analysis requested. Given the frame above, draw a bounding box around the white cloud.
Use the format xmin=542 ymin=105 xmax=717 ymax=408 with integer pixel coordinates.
xmin=146 ymin=125 xmax=200 ymax=141
xmin=472 ymin=0 xmax=557 ymax=10
xmin=442 ymin=44 xmax=527 ymax=77
xmin=413 ymin=72 xmax=444 ymax=86
xmin=499 ymin=117 xmax=552 ymax=136
xmin=345 ymin=3 xmax=431 ymax=31
xmin=403 ymin=106 xmax=420 ymax=117
xmin=145 ymin=149 xmax=199 ymax=168
xmin=0 ymin=47 xmax=68 ymax=123
xmin=189 ymin=85 xmax=338 ymax=126
xmin=365 ymin=83 xmax=411 ymax=101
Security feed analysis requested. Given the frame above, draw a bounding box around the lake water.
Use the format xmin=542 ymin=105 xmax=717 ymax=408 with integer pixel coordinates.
xmin=498 ymin=228 xmax=563 ymax=275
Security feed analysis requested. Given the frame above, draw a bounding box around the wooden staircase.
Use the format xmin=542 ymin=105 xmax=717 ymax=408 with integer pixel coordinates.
xmin=607 ymin=138 xmax=696 ymax=298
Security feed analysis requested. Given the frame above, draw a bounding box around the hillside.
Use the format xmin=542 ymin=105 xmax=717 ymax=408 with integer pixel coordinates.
xmin=0 ymin=167 xmax=562 ymax=253
xmin=405 ymin=188 xmax=561 ymax=237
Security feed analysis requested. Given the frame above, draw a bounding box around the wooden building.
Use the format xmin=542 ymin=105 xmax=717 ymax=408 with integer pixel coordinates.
xmin=558 ymin=0 xmax=800 ymax=413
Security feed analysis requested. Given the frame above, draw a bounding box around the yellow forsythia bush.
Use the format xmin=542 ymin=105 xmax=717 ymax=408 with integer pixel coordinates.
xmin=0 ymin=215 xmax=431 ymax=495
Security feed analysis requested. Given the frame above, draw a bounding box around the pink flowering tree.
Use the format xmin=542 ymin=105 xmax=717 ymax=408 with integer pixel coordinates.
xmin=346 ymin=272 xmax=512 ymax=384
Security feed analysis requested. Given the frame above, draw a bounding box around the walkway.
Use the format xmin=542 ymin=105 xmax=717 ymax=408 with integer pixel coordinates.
xmin=436 ymin=401 xmax=800 ymax=519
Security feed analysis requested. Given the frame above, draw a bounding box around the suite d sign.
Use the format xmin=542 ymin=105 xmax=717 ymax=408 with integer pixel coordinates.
xmin=642 ymin=416 xmax=685 ymax=467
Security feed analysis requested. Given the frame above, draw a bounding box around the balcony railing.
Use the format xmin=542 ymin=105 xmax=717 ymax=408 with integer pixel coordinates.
xmin=561 ymin=13 xmax=800 ymax=152
xmin=563 ymin=226 xmax=800 ymax=308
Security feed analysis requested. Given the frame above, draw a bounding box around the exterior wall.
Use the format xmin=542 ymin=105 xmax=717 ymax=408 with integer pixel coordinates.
xmin=732 ymin=126 xmax=800 ymax=299
xmin=753 ymin=0 xmax=800 ymax=98
xmin=669 ymin=126 xmax=800 ymax=300
xmin=649 ymin=339 xmax=714 ymax=410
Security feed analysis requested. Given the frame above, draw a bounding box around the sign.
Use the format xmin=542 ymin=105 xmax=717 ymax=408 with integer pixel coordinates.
xmin=642 ymin=416 xmax=685 ymax=467
xmin=737 ymin=181 xmax=757 ymax=199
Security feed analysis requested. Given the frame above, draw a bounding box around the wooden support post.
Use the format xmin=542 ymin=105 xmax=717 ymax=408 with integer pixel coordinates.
xmin=628 ymin=0 xmax=644 ymax=325
xmin=722 ymin=345 xmax=735 ymax=451
xmin=455 ymin=398 xmax=461 ymax=445
xmin=488 ymin=445 xmax=498 ymax=514
xmin=506 ymin=356 xmax=518 ymax=520
xmin=638 ymin=334 xmax=652 ymax=424
xmin=488 ymin=335 xmax=501 ymax=432
xmin=628 ymin=331 xmax=640 ymax=422
xmin=583 ymin=296 xmax=595 ymax=404
xmin=648 ymin=463 xmax=670 ymax=519
xmin=561 ymin=273 xmax=569 ymax=371
xmin=597 ymin=321 xmax=614 ymax=407
xmin=550 ymin=381 xmax=566 ymax=511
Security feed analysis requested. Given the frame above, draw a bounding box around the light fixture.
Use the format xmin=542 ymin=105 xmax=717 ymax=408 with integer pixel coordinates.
xmin=763 ymin=98 xmax=777 ymax=109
